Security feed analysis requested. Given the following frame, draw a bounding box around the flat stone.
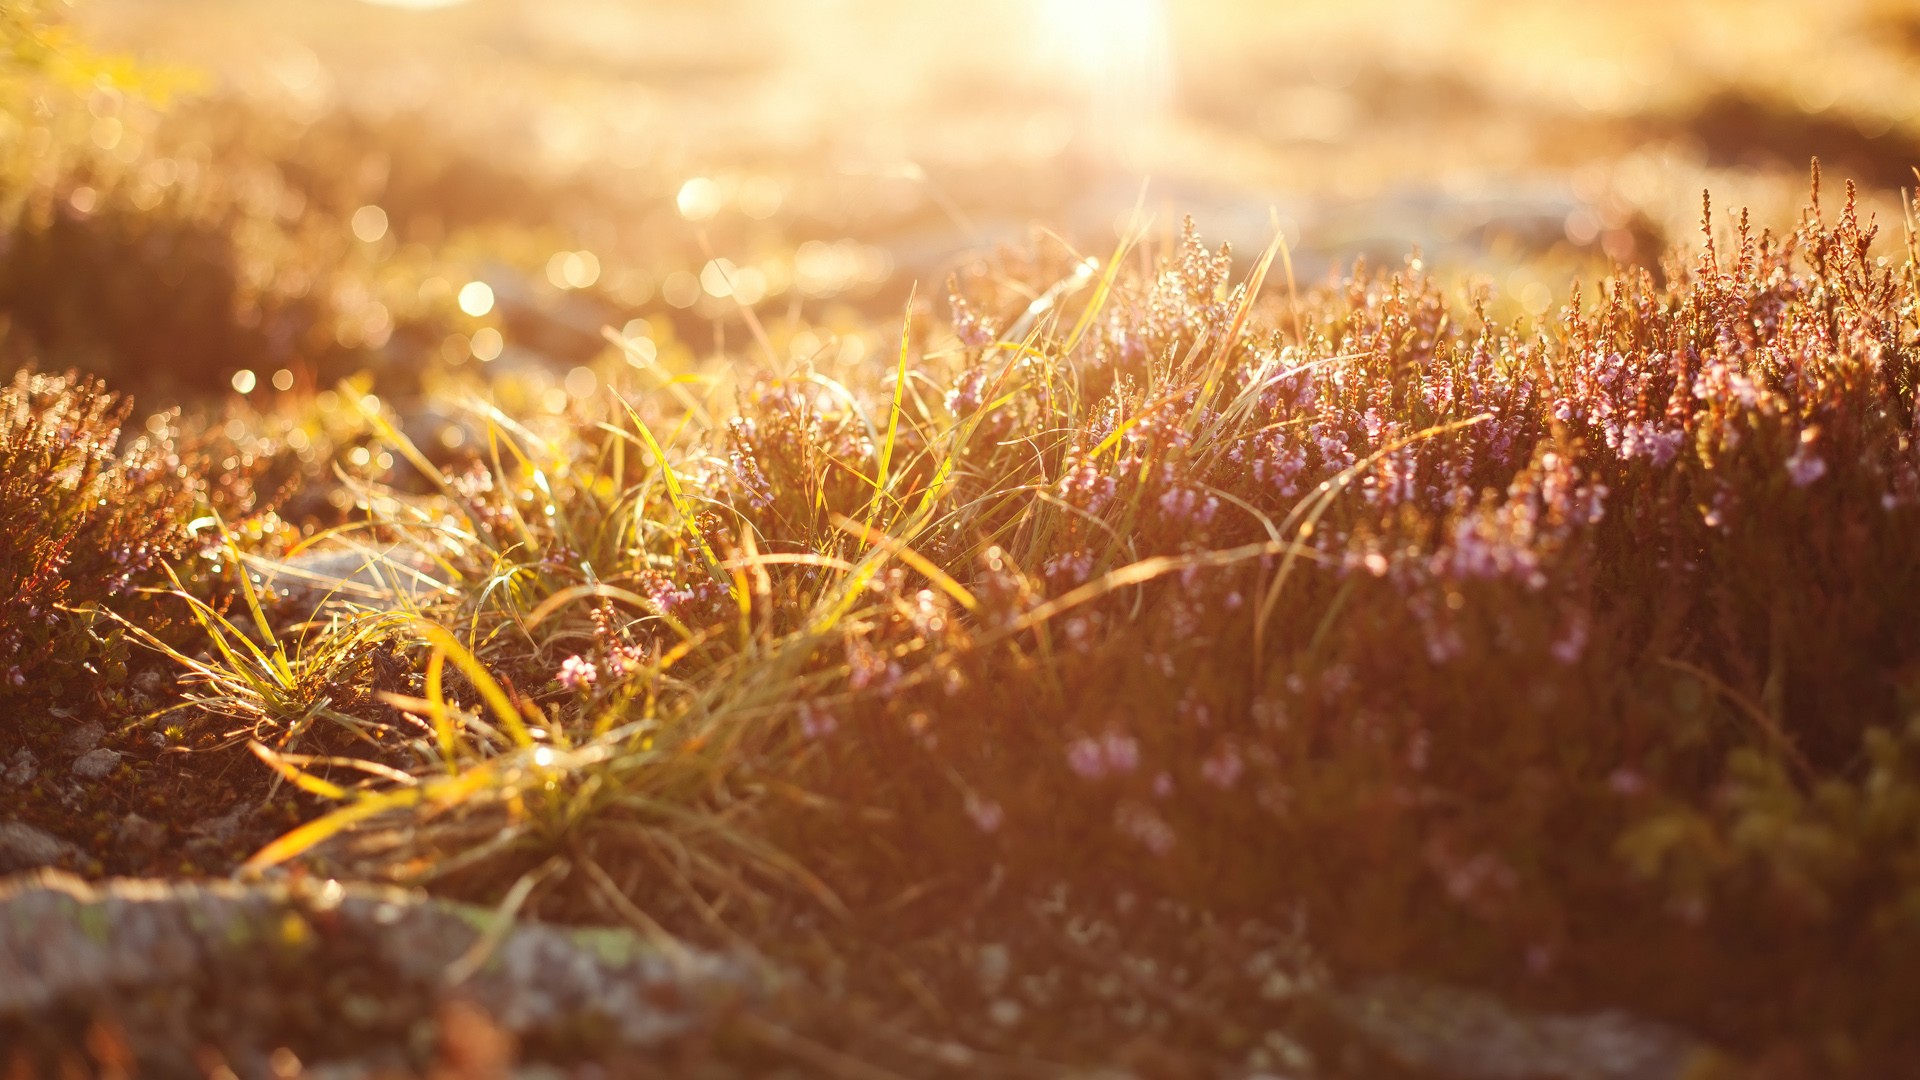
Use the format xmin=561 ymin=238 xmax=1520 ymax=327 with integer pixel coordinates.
xmin=1327 ymin=976 xmax=1713 ymax=1080
xmin=59 ymin=722 xmax=105 ymax=754
xmin=70 ymin=748 xmax=123 ymax=780
xmin=189 ymin=803 xmax=252 ymax=843
xmin=0 ymin=823 xmax=79 ymax=874
xmin=252 ymin=544 xmax=449 ymax=618
xmin=0 ymin=871 xmax=761 ymax=1066
xmin=114 ymin=814 xmax=168 ymax=851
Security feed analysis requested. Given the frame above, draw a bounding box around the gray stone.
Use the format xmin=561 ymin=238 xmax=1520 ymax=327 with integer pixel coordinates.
xmin=2 ymin=750 xmax=36 ymax=788
xmin=0 ymin=871 xmax=762 ymax=1064
xmin=70 ymin=747 xmax=123 ymax=779
xmin=59 ymin=722 xmax=105 ymax=754
xmin=251 ymin=543 xmax=449 ymax=618
xmin=1327 ymin=976 xmax=1714 ymax=1080
xmin=189 ymin=802 xmax=252 ymax=842
xmin=0 ymin=822 xmax=80 ymax=873
xmin=114 ymin=813 xmax=168 ymax=851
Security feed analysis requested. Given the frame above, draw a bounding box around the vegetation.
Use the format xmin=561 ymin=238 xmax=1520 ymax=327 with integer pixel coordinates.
xmin=4 ymin=1 xmax=1919 ymax=1076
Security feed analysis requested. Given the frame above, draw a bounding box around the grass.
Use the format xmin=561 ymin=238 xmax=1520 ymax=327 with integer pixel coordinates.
xmin=5 ymin=3 xmax=1920 ymax=1076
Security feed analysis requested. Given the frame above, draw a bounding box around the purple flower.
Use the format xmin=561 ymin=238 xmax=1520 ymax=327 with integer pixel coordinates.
xmin=1550 ymin=614 xmax=1589 ymax=664
xmin=949 ymin=284 xmax=998 ymax=349
xmin=1609 ymin=767 xmax=1647 ymax=796
xmin=798 ymin=703 xmax=838 ymax=739
xmin=1786 ymin=437 xmax=1826 ymax=487
xmin=1100 ymin=732 xmax=1140 ymax=774
xmin=1066 ymin=737 xmax=1107 ymax=779
xmin=1116 ymin=801 xmax=1176 ymax=855
xmin=1200 ymin=744 xmax=1244 ymax=789
xmin=557 ymin=655 xmax=598 ymax=692
xmin=965 ymin=794 xmax=1005 ymax=833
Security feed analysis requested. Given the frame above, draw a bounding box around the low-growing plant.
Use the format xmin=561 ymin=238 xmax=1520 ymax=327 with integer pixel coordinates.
xmin=120 ymin=168 xmax=1920 ymax=1075
xmin=0 ymin=369 xmax=197 ymax=694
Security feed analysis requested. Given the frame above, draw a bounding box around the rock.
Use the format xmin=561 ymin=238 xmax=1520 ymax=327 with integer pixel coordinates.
xmin=1 ymin=750 xmax=36 ymax=788
xmin=250 ymin=543 xmax=450 ymax=619
xmin=114 ymin=814 xmax=168 ymax=851
xmin=0 ymin=871 xmax=762 ymax=1068
xmin=189 ymin=802 xmax=253 ymax=843
xmin=0 ymin=822 xmax=80 ymax=874
xmin=70 ymin=748 xmax=123 ymax=780
xmin=1326 ymin=976 xmax=1715 ymax=1080
xmin=59 ymin=722 xmax=105 ymax=754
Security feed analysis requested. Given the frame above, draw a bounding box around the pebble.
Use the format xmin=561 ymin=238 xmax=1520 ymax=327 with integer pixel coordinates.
xmin=71 ymin=748 xmax=123 ymax=780
xmin=2 ymin=750 xmax=36 ymax=788
xmin=0 ymin=821 xmax=80 ymax=873
xmin=60 ymin=722 xmax=105 ymax=754
xmin=191 ymin=803 xmax=252 ymax=843
xmin=115 ymin=814 xmax=168 ymax=851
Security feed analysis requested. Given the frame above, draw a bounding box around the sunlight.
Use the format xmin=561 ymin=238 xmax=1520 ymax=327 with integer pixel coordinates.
xmin=1035 ymin=0 xmax=1174 ymax=160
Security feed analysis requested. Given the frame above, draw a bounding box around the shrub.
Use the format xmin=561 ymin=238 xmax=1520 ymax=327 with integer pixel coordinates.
xmin=177 ymin=170 xmax=1920 ymax=1074
xmin=0 ymin=369 xmax=196 ymax=693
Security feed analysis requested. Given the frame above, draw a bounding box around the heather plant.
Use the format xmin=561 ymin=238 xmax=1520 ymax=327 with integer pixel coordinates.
xmin=156 ymin=166 xmax=1917 ymax=1072
xmin=0 ymin=369 xmax=197 ymax=695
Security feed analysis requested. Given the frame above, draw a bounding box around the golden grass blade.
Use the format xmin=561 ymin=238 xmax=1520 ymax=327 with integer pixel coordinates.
xmin=871 ymin=284 xmax=917 ymax=520
xmin=162 ymin=563 xmax=289 ymax=694
xmin=423 ymin=649 xmax=461 ymax=774
xmin=522 ymin=582 xmax=694 ymax=641
xmin=617 ymin=394 xmax=732 ymax=596
xmin=248 ymin=739 xmax=350 ymax=800
xmin=415 ymin=620 xmax=536 ymax=751
xmin=830 ymin=513 xmax=978 ymax=613
xmin=242 ymin=789 xmax=419 ymax=873
xmin=242 ymin=759 xmax=517 ymax=873
xmin=1063 ymin=222 xmax=1143 ymax=356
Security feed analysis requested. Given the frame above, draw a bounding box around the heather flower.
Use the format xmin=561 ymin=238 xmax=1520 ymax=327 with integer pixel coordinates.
xmin=949 ymin=280 xmax=998 ymax=349
xmin=1619 ymin=422 xmax=1686 ymax=466
xmin=1155 ymin=482 xmax=1219 ymax=527
xmin=1099 ymin=731 xmax=1140 ymax=774
xmin=1066 ymin=737 xmax=1107 ymax=779
xmin=1058 ymin=458 xmax=1117 ymax=514
xmin=1116 ymin=801 xmax=1176 ymax=856
xmin=1200 ymin=744 xmax=1244 ymax=789
xmin=1609 ymin=768 xmax=1647 ymax=796
xmin=1250 ymin=433 xmax=1307 ymax=495
xmin=1549 ymin=613 xmax=1590 ymax=664
xmin=965 ymin=794 xmax=1005 ymax=834
xmin=798 ymin=702 xmax=838 ymax=739
xmin=1786 ymin=431 xmax=1827 ymax=487
xmin=846 ymin=640 xmax=903 ymax=692
xmin=946 ymin=362 xmax=991 ymax=416
xmin=557 ymin=655 xmax=598 ymax=692
xmin=1043 ymin=551 xmax=1095 ymax=590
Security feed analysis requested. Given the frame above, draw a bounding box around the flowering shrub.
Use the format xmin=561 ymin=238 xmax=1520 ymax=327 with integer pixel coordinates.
xmin=140 ymin=170 xmax=1919 ymax=1074
xmin=679 ymin=183 xmax=1916 ymax=1070
xmin=0 ymin=370 xmax=196 ymax=692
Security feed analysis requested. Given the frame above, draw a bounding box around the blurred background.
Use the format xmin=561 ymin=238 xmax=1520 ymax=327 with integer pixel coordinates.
xmin=7 ymin=0 xmax=1918 ymax=400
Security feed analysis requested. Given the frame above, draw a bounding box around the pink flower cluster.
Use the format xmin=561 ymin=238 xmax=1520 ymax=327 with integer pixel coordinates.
xmin=1066 ymin=731 xmax=1140 ymax=779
